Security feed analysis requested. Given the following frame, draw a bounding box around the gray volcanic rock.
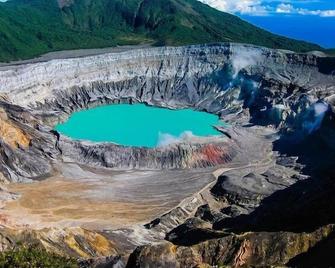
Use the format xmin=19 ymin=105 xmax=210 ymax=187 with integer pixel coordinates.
xmin=211 ymin=157 xmax=304 ymax=211
xmin=165 ymin=217 xmax=227 ymax=246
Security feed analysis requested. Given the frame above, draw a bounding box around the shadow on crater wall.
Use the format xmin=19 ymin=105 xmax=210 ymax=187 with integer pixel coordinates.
xmin=214 ymin=113 xmax=335 ymax=234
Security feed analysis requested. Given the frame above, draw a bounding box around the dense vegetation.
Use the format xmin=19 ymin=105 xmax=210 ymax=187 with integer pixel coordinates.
xmin=0 ymin=0 xmax=324 ymax=62
xmin=0 ymin=245 xmax=78 ymax=268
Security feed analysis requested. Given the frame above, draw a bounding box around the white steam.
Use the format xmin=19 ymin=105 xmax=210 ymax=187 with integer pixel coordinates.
xmin=157 ymin=131 xmax=195 ymax=147
xmin=303 ymin=102 xmax=329 ymax=134
xmin=314 ymin=102 xmax=329 ymax=116
xmin=230 ymin=48 xmax=262 ymax=78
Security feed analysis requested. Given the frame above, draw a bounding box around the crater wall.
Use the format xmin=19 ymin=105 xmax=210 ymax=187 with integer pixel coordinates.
xmin=0 ymin=44 xmax=333 ymax=134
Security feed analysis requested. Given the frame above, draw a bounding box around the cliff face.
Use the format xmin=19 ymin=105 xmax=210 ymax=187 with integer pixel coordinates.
xmin=0 ymin=43 xmax=334 ymax=266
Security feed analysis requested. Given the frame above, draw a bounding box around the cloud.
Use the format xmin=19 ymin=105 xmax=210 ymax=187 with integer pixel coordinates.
xmin=198 ymin=0 xmax=335 ymax=17
xmin=199 ymin=0 xmax=269 ymax=15
xmin=276 ymin=3 xmax=335 ymax=17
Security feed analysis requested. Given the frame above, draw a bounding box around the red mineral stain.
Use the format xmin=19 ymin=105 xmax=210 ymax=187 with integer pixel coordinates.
xmin=199 ymin=144 xmax=230 ymax=165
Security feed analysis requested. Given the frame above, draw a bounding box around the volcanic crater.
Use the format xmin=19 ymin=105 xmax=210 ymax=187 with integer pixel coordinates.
xmin=0 ymin=43 xmax=334 ymax=267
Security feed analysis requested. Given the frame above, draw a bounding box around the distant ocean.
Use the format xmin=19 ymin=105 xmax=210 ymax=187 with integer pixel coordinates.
xmin=242 ymin=15 xmax=335 ymax=48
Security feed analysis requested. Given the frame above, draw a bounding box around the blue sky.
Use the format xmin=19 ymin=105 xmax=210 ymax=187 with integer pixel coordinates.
xmin=199 ymin=0 xmax=335 ymax=48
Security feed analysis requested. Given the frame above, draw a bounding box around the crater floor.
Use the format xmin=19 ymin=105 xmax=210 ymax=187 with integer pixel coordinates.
xmin=2 ymin=163 xmax=219 ymax=230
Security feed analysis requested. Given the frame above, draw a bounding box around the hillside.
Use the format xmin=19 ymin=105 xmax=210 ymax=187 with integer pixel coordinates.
xmin=0 ymin=0 xmax=323 ymax=62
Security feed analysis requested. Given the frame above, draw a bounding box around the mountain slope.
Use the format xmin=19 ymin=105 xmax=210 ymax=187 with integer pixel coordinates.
xmin=0 ymin=0 xmax=323 ymax=62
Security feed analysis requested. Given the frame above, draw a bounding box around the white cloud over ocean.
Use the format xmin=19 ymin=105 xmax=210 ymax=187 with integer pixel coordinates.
xmin=276 ymin=3 xmax=335 ymax=17
xmin=198 ymin=0 xmax=335 ymax=17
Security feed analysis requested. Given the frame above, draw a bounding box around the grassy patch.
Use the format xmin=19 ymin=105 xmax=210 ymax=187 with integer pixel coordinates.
xmin=0 ymin=245 xmax=78 ymax=268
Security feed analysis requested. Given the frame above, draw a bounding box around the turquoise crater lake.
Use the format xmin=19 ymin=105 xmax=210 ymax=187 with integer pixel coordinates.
xmin=55 ymin=104 xmax=222 ymax=148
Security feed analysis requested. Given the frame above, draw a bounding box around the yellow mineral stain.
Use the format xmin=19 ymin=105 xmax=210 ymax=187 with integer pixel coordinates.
xmin=84 ymin=229 xmax=117 ymax=256
xmin=64 ymin=234 xmax=90 ymax=258
xmin=0 ymin=108 xmax=30 ymax=148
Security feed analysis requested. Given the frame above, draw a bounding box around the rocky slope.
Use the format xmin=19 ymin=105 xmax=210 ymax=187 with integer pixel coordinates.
xmin=0 ymin=43 xmax=333 ymax=266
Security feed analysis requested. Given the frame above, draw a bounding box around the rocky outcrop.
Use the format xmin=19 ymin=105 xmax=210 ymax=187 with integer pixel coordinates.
xmin=0 ymin=227 xmax=121 ymax=262
xmin=127 ymin=225 xmax=335 ymax=268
